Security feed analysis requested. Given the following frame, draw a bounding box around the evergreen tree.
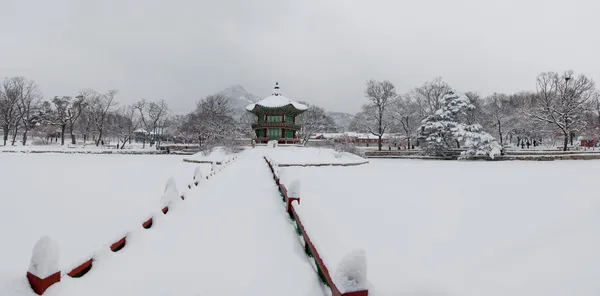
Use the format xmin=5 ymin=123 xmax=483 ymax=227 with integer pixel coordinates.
xmin=420 ymin=90 xmax=501 ymax=158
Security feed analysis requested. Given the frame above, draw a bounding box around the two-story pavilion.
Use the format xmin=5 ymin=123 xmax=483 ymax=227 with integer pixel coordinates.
xmin=246 ymin=82 xmax=307 ymax=144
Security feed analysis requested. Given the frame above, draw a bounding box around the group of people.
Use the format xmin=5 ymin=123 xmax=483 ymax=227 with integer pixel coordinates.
xmin=519 ymin=139 xmax=540 ymax=149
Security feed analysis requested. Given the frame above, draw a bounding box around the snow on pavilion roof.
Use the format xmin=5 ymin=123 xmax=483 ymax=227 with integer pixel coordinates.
xmin=246 ymin=82 xmax=308 ymax=112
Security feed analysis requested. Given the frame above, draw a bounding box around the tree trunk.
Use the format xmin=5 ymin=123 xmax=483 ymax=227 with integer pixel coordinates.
xmin=60 ymin=125 xmax=66 ymax=145
xmin=497 ymin=121 xmax=503 ymax=145
xmin=407 ymin=138 xmax=411 ymax=150
xmin=69 ymin=124 xmax=76 ymax=145
xmin=2 ymin=125 xmax=8 ymax=146
xmin=378 ymin=136 xmax=382 ymax=151
xmin=22 ymin=128 xmax=29 ymax=145
xmin=96 ymin=129 xmax=103 ymax=146
xmin=83 ymin=134 xmax=87 ymax=143
xmin=11 ymin=124 xmax=19 ymax=146
xmin=563 ymin=134 xmax=568 ymax=151
xmin=570 ymin=132 xmax=574 ymax=146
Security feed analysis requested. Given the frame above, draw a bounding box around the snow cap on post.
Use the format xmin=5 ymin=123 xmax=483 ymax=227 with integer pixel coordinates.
xmin=160 ymin=177 xmax=180 ymax=207
xmin=194 ymin=166 xmax=203 ymax=181
xmin=288 ymin=179 xmax=300 ymax=198
xmin=333 ymin=250 xmax=368 ymax=294
xmin=28 ymin=236 xmax=60 ymax=278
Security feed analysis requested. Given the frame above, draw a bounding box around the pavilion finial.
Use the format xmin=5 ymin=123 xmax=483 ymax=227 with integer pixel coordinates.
xmin=272 ymin=81 xmax=282 ymax=96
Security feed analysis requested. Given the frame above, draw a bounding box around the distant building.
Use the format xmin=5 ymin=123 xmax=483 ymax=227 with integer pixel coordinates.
xmin=311 ymin=132 xmax=397 ymax=147
xmin=246 ymin=82 xmax=308 ymax=144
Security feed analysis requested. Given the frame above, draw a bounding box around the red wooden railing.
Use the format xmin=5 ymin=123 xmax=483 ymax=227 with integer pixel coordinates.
xmin=264 ymin=157 xmax=368 ymax=296
xmin=26 ymin=156 xmax=239 ymax=294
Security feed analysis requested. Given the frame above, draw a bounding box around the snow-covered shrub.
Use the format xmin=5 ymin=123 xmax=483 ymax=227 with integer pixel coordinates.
xmin=333 ymin=250 xmax=368 ymax=293
xmin=334 ymin=142 xmax=363 ymax=157
xmin=456 ymin=124 xmax=502 ymax=159
xmin=28 ymin=236 xmax=60 ymax=278
xmin=160 ymin=177 xmax=180 ymax=207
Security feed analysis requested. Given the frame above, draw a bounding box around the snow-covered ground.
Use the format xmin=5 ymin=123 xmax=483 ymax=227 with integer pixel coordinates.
xmin=0 ymin=154 xmax=204 ymax=292
xmin=263 ymin=146 xmax=367 ymax=166
xmin=50 ymin=149 xmax=324 ymax=296
xmin=4 ymin=146 xmax=599 ymax=296
xmin=183 ymin=147 xmax=239 ymax=164
xmin=0 ymin=143 xmax=160 ymax=153
xmin=277 ymin=159 xmax=600 ymax=296
xmin=0 ymin=149 xmax=324 ymax=296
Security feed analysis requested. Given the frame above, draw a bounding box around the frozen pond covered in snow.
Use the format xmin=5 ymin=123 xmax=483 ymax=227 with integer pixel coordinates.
xmin=278 ymin=159 xmax=600 ymax=296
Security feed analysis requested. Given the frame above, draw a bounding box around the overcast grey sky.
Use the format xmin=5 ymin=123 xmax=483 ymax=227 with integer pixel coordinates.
xmin=1 ymin=0 xmax=599 ymax=114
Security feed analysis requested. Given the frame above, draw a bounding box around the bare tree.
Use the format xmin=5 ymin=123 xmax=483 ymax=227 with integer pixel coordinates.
xmin=389 ymin=96 xmax=419 ymax=149
xmin=414 ymin=77 xmax=452 ymax=116
xmin=48 ymin=96 xmax=71 ymax=145
xmin=527 ymin=70 xmax=595 ymax=151
xmin=135 ymin=99 xmax=169 ymax=148
xmin=91 ymin=90 xmax=118 ymax=146
xmin=0 ymin=77 xmax=23 ymax=145
xmin=296 ymin=102 xmax=337 ymax=145
xmin=347 ymin=109 xmax=373 ymax=133
xmin=16 ymin=80 xmax=42 ymax=145
xmin=115 ymin=105 xmax=140 ymax=149
xmin=184 ymin=94 xmax=235 ymax=147
xmin=364 ymin=79 xmax=396 ymax=151
xmin=484 ymin=93 xmax=514 ymax=145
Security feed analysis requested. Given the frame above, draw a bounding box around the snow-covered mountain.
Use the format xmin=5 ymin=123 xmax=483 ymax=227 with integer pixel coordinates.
xmin=216 ymin=85 xmax=261 ymax=117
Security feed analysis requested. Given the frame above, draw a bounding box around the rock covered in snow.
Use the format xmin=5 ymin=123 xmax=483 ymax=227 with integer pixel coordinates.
xmin=160 ymin=177 xmax=180 ymax=207
xmin=28 ymin=236 xmax=60 ymax=278
xmin=194 ymin=166 xmax=203 ymax=180
xmin=333 ymin=250 xmax=368 ymax=293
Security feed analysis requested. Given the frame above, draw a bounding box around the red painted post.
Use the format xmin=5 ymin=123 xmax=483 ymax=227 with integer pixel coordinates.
xmin=142 ymin=217 xmax=153 ymax=229
xmin=67 ymin=259 xmax=93 ymax=278
xmin=287 ymin=197 xmax=299 ymax=213
xmin=264 ymin=157 xmax=369 ymax=296
xmin=27 ymin=272 xmax=61 ymax=295
xmin=110 ymin=236 xmax=127 ymax=252
xmin=27 ymin=236 xmax=61 ymax=295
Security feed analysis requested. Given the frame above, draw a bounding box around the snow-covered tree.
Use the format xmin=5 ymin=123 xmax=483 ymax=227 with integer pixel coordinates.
xmin=388 ymin=96 xmax=420 ymax=148
xmin=413 ymin=77 xmax=452 ymax=116
xmin=527 ymin=70 xmax=595 ymax=151
xmin=134 ymin=99 xmax=169 ymax=148
xmin=364 ymin=80 xmax=396 ymax=151
xmin=456 ymin=124 xmax=502 ymax=159
xmin=296 ymin=102 xmax=337 ymax=145
xmin=420 ymin=90 xmax=501 ymax=158
xmin=183 ymin=94 xmax=236 ymax=147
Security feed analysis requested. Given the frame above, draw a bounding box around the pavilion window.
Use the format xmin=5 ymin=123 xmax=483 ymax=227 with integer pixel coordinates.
xmin=267 ymin=116 xmax=283 ymax=122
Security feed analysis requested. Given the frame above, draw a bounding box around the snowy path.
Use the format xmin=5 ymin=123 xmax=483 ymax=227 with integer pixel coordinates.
xmin=49 ymin=149 xmax=325 ymax=296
